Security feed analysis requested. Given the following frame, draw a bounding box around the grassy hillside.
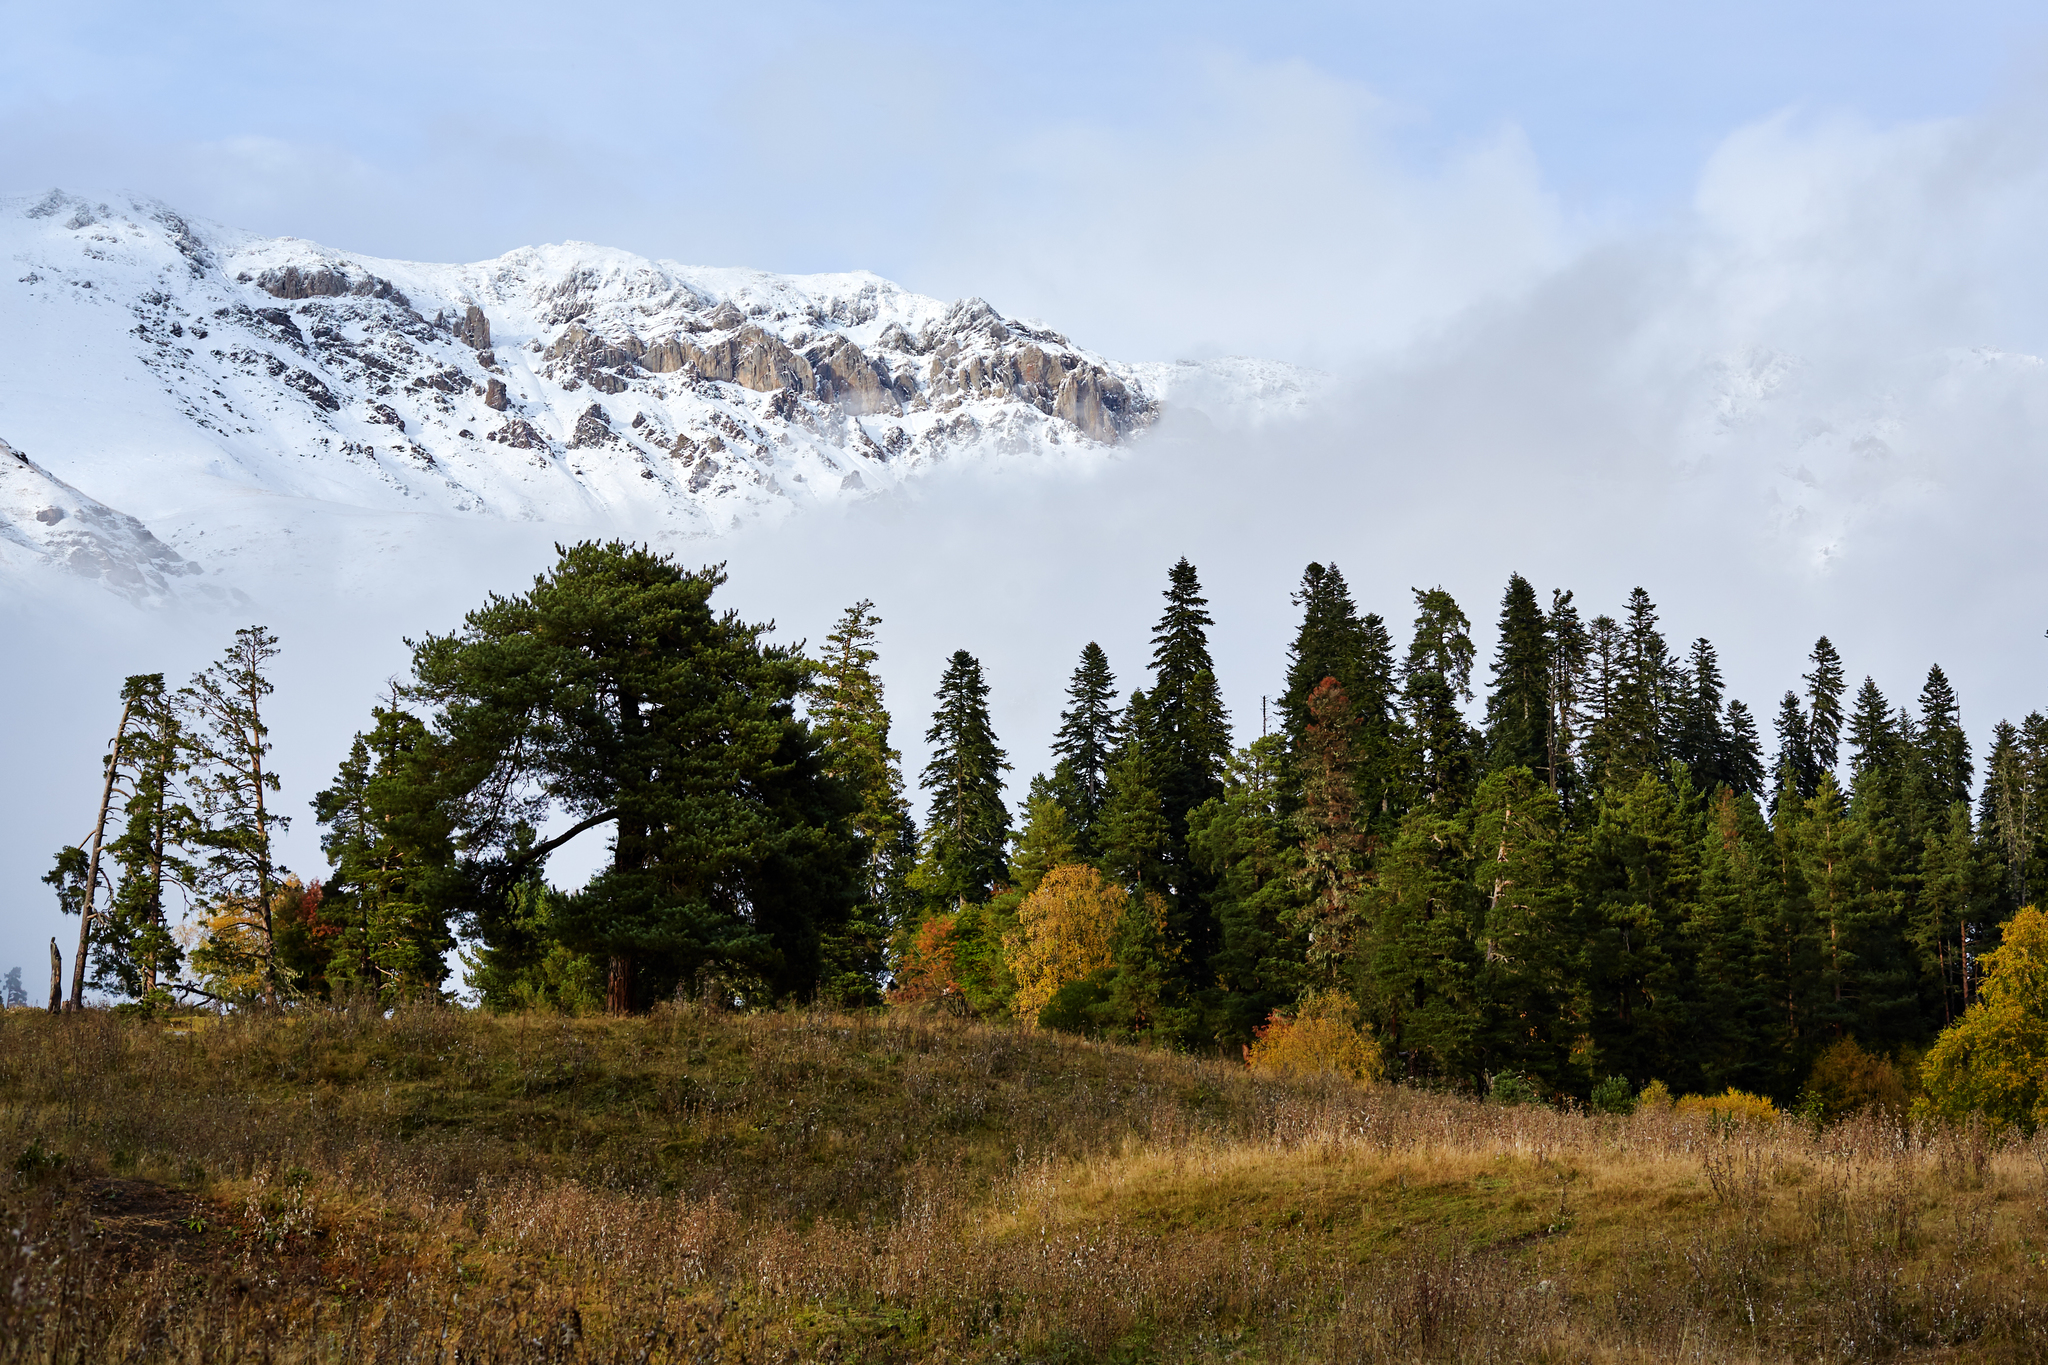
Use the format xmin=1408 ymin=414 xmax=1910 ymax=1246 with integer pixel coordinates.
xmin=0 ymin=1005 xmax=2043 ymax=1362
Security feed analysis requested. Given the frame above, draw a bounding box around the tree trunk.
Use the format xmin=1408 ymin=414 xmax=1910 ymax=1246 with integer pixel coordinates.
xmin=73 ymin=699 xmax=134 ymax=1010
xmin=48 ymin=939 xmax=62 ymax=1014
xmin=607 ymin=953 xmax=632 ymax=1014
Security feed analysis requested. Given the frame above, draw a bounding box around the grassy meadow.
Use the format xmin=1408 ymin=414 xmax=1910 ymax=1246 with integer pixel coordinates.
xmin=1 ymin=1005 xmax=2043 ymax=1363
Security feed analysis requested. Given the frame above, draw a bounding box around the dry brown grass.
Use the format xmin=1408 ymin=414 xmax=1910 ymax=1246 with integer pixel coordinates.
xmin=0 ymin=1004 xmax=2042 ymax=1362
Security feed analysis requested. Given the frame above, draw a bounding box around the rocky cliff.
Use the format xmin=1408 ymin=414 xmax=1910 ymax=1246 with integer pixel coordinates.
xmin=0 ymin=191 xmax=1316 ymax=587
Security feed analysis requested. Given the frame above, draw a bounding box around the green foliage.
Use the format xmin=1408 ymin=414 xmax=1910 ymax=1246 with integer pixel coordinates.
xmin=811 ymin=600 xmax=915 ymax=1006
xmin=1049 ymin=642 xmax=1119 ymax=849
xmin=918 ymin=649 xmax=1012 ymax=912
xmin=1589 ymin=1075 xmax=1635 ymax=1114
xmin=410 ymin=542 xmax=860 ymax=1010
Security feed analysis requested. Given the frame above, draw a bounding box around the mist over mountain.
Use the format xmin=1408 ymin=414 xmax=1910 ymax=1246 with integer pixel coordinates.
xmin=0 ymin=189 xmax=1317 ymax=599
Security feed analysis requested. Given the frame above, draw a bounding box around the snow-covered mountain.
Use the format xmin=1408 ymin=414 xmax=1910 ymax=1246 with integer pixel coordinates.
xmin=0 ymin=190 xmax=1321 ymax=601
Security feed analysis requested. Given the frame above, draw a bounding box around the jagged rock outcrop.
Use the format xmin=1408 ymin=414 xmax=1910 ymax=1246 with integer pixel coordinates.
xmin=0 ymin=189 xmax=1321 ymax=561
xmin=457 ymin=304 xmax=492 ymax=351
xmin=570 ymin=403 xmax=612 ymax=448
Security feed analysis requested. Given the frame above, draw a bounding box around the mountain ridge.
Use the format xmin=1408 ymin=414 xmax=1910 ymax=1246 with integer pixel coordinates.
xmin=0 ymin=189 xmax=1323 ymax=601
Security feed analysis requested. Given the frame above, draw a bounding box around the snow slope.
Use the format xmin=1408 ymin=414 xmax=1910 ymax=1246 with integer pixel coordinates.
xmin=0 ymin=190 xmax=1325 ymax=601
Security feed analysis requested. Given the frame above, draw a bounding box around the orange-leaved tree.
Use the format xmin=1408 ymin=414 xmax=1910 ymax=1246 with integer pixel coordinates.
xmin=1921 ymin=904 xmax=2048 ymax=1130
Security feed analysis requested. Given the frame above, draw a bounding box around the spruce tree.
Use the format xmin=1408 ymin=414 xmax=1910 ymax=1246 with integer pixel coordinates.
xmin=1772 ymin=690 xmax=1815 ymax=811
xmin=919 ymin=649 xmax=1013 ymax=911
xmin=811 ymin=600 xmax=916 ymax=1002
xmin=1847 ymin=677 xmax=1901 ymax=792
xmin=1596 ymin=588 xmax=1670 ymax=788
xmin=1543 ymin=590 xmax=1591 ymax=806
xmin=1803 ymin=637 xmax=1848 ymax=780
xmin=1976 ymin=719 xmax=2033 ymax=920
xmin=1100 ymin=690 xmax=1171 ymax=897
xmin=1401 ymin=587 xmax=1477 ymax=807
xmin=1579 ymin=614 xmax=1622 ymax=787
xmin=312 ymin=704 xmax=457 ymax=1004
xmin=1049 ymin=642 xmax=1120 ymax=843
xmin=1481 ymin=573 xmax=1550 ymax=779
xmin=1916 ymin=665 xmax=1973 ymax=811
xmin=1723 ymin=700 xmax=1767 ymax=798
xmin=1145 ymin=559 xmax=1232 ymax=968
xmin=1670 ymin=638 xmax=1730 ymax=791
xmin=1188 ymin=735 xmax=1307 ymax=1047
xmin=182 ymin=626 xmax=289 ymax=1006
xmin=1469 ymin=767 xmax=1574 ymax=1085
xmin=1148 ymin=559 xmax=1232 ymax=839
xmin=1281 ymin=562 xmax=1369 ymax=742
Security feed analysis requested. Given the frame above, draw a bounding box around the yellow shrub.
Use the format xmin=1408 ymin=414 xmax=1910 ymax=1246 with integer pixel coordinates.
xmin=1922 ymin=905 xmax=2048 ymax=1130
xmin=1636 ymin=1079 xmax=1674 ymax=1112
xmin=1245 ymin=989 xmax=1382 ymax=1084
xmin=1675 ymin=1087 xmax=1779 ymax=1125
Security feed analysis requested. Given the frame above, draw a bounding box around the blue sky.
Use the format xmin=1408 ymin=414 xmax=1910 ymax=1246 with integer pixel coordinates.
xmin=3 ymin=2 xmax=2043 ymax=362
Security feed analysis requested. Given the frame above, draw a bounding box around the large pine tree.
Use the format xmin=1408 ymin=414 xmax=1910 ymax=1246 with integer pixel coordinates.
xmin=1401 ymin=587 xmax=1477 ymax=807
xmin=1049 ymin=641 xmax=1120 ymax=845
xmin=1803 ymin=637 xmax=1848 ymax=781
xmin=812 ymin=600 xmax=916 ymax=1002
xmin=919 ymin=649 xmax=1013 ymax=911
xmin=1482 ymin=573 xmax=1551 ymax=779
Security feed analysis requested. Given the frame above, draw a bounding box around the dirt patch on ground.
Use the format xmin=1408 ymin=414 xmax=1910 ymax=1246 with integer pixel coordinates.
xmin=71 ymin=1176 xmax=216 ymax=1268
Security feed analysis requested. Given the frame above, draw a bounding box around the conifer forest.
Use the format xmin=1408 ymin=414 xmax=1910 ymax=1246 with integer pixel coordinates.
xmin=40 ymin=541 xmax=2047 ymax=1127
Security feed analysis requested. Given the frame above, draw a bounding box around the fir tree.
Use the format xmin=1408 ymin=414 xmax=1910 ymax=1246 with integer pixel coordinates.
xmin=1916 ymin=665 xmax=1973 ymax=811
xmin=1401 ymin=587 xmax=1477 ymax=807
xmin=1049 ymin=642 xmax=1120 ymax=844
xmin=1188 ymin=736 xmax=1307 ymax=1048
xmin=1481 ymin=573 xmax=1551 ymax=779
xmin=1803 ymin=637 xmax=1848 ymax=780
xmin=1670 ymin=638 xmax=1730 ymax=791
xmin=1772 ymin=690 xmax=1815 ymax=811
xmin=919 ymin=649 xmax=1013 ymax=911
xmin=811 ymin=600 xmax=916 ymax=1003
xmin=1099 ymin=691 xmax=1171 ymax=898
xmin=1723 ymin=700 xmax=1767 ymax=798
xmin=1281 ymin=562 xmax=1369 ymax=742
xmin=1543 ymin=590 xmax=1591 ymax=806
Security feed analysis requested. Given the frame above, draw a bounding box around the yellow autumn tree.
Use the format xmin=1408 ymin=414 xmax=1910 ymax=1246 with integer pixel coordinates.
xmin=1005 ymin=863 xmax=1122 ymax=1022
xmin=1922 ymin=904 xmax=2048 ymax=1130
